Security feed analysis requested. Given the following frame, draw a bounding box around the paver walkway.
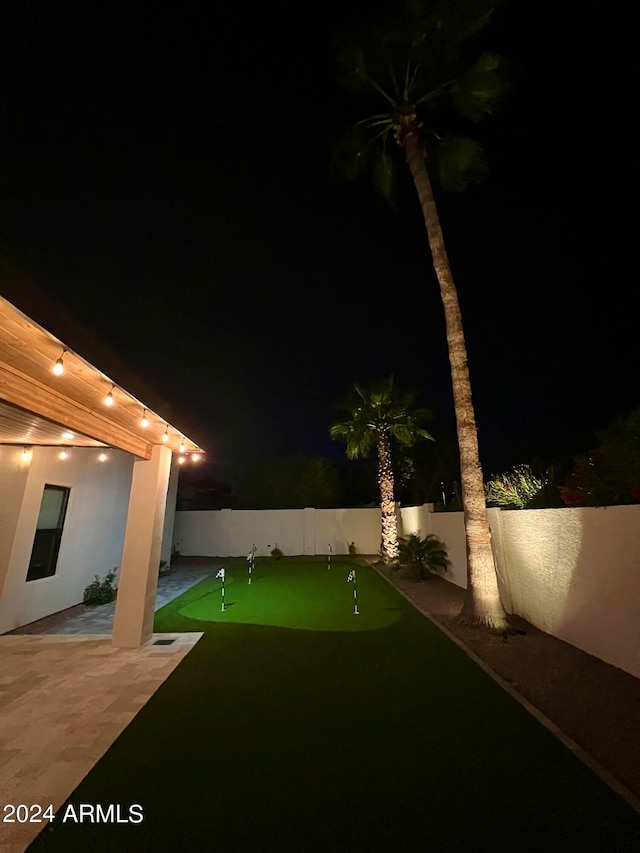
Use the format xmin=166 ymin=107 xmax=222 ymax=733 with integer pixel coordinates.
xmin=0 ymin=564 xmax=218 ymax=853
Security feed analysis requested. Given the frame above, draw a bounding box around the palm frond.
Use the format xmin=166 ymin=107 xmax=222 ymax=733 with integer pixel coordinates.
xmin=332 ymin=41 xmax=371 ymax=99
xmin=372 ymin=149 xmax=395 ymax=200
xmin=357 ymin=112 xmax=395 ymax=127
xmin=430 ymin=134 xmax=488 ymax=192
xmin=329 ymin=125 xmax=373 ymax=184
xmin=452 ymin=53 xmax=511 ymax=122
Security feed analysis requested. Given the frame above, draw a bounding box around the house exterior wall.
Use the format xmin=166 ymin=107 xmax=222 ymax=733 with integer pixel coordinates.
xmin=160 ymin=455 xmax=180 ymax=567
xmin=0 ymin=446 xmax=133 ymax=633
xmin=112 ymin=444 xmax=172 ymax=648
xmin=0 ymin=447 xmax=31 ymax=600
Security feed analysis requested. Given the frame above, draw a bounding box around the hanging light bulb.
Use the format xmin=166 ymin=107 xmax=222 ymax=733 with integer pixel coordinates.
xmin=105 ymin=385 xmax=115 ymax=406
xmin=178 ymin=455 xmax=186 ymax=465
xmin=53 ymin=349 xmax=66 ymax=375
xmin=59 ymin=448 xmax=68 ymax=460
xmin=21 ymin=446 xmax=31 ymax=462
xmin=162 ymin=425 xmax=169 ymax=442
xmin=98 ymin=452 xmax=108 ymax=462
xmin=179 ymin=439 xmax=185 ymax=453
xmin=192 ymin=452 xmax=201 ymax=462
xmin=141 ymin=409 xmax=149 ymax=428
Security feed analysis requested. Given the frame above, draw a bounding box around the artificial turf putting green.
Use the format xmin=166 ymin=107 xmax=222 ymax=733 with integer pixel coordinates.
xmin=28 ymin=558 xmax=640 ymax=852
xmin=163 ymin=558 xmax=401 ymax=632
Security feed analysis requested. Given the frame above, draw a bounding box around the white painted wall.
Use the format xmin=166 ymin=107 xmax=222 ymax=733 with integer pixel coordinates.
xmin=410 ymin=508 xmax=470 ymax=588
xmin=174 ymin=503 xmax=640 ymax=678
xmin=113 ymin=444 xmax=172 ymax=648
xmin=174 ymin=506 xmax=382 ymax=558
xmin=160 ymin=455 xmax=180 ymax=567
xmin=0 ymin=446 xmax=133 ymax=633
xmin=0 ymin=446 xmax=31 ymax=598
xmin=491 ymin=505 xmax=640 ymax=678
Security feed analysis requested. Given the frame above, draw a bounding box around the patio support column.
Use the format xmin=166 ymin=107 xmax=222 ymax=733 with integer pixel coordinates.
xmin=112 ymin=444 xmax=172 ymax=648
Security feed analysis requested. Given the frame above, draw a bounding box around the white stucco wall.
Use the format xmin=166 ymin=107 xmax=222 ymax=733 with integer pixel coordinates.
xmin=160 ymin=456 xmax=180 ymax=567
xmin=0 ymin=446 xmax=31 ymax=598
xmin=174 ymin=506 xmax=382 ymax=558
xmin=491 ymin=505 xmax=640 ymax=678
xmin=0 ymin=446 xmax=134 ymax=633
xmin=314 ymin=508 xmax=381 ymax=556
xmin=429 ymin=511 xmax=469 ymax=588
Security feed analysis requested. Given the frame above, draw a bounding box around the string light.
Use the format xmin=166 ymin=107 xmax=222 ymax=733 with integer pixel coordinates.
xmin=59 ymin=448 xmax=68 ymax=460
xmin=178 ymin=455 xmax=186 ymax=465
xmin=179 ymin=439 xmax=185 ymax=453
xmin=53 ymin=349 xmax=66 ymax=375
xmin=105 ymin=385 xmax=115 ymax=406
xmin=98 ymin=452 xmax=108 ymax=462
xmin=141 ymin=409 xmax=149 ymax=428
xmin=21 ymin=446 xmax=31 ymax=462
xmin=162 ymin=425 xmax=169 ymax=442
xmin=192 ymin=452 xmax=201 ymax=462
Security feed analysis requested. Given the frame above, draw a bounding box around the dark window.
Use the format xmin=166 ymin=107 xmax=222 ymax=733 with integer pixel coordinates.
xmin=26 ymin=485 xmax=70 ymax=582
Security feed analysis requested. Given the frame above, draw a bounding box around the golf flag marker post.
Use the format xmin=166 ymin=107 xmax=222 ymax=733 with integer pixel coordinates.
xmin=216 ymin=567 xmax=226 ymax=611
xmin=346 ymin=568 xmax=359 ymax=615
xmin=247 ymin=544 xmax=257 ymax=584
xmin=328 ymin=543 xmax=332 ymax=571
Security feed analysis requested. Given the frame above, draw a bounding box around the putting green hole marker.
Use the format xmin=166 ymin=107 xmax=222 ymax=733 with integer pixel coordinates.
xmin=247 ymin=544 xmax=257 ymax=584
xmin=216 ymin=566 xmax=226 ymax=610
xmin=346 ymin=568 xmax=359 ymax=615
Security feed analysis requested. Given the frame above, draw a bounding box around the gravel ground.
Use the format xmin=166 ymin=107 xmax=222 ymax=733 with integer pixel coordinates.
xmin=375 ymin=564 xmax=640 ymax=811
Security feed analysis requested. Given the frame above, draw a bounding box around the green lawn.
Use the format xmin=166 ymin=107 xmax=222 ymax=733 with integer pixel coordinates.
xmin=29 ymin=558 xmax=640 ymax=852
xmin=157 ymin=556 xmax=400 ymax=632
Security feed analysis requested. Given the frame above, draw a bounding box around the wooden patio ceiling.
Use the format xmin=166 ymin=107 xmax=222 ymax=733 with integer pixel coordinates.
xmin=0 ymin=294 xmax=203 ymax=460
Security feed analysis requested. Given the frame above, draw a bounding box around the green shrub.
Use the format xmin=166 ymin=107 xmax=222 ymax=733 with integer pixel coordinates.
xmin=485 ymin=464 xmax=546 ymax=508
xmin=398 ymin=533 xmax=450 ymax=580
xmin=83 ymin=567 xmax=118 ymax=606
xmin=271 ymin=545 xmax=283 ymax=560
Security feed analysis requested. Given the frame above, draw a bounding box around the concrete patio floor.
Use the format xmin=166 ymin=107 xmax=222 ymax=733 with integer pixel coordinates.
xmin=0 ymin=562 xmax=218 ymax=853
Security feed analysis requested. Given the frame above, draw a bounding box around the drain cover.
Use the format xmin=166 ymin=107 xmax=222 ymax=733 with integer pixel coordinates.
xmin=153 ymin=638 xmax=176 ymax=646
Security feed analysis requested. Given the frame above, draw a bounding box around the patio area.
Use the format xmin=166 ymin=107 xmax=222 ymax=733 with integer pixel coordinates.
xmin=0 ymin=562 xmax=218 ymax=853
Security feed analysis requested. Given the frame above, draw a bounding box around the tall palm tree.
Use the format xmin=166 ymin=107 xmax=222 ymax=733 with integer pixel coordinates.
xmin=330 ymin=376 xmax=433 ymax=563
xmin=333 ymin=1 xmax=511 ymax=629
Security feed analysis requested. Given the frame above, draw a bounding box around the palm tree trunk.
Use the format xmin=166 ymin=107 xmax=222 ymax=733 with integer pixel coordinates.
xmin=377 ymin=433 xmax=399 ymax=563
xmin=403 ymin=131 xmax=508 ymax=630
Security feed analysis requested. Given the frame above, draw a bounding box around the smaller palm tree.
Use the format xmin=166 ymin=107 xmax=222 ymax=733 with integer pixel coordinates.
xmin=398 ymin=533 xmax=450 ymax=581
xmin=330 ymin=376 xmax=433 ymax=563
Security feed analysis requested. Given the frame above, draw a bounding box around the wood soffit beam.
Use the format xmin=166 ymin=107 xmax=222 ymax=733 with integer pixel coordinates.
xmin=0 ymin=363 xmax=154 ymax=459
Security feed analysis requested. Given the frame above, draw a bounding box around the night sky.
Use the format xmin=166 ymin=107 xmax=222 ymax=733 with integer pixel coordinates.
xmin=2 ymin=0 xmax=638 ymax=490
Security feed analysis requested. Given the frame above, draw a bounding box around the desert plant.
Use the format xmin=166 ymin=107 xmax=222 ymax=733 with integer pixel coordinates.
xmin=398 ymin=533 xmax=450 ymax=580
xmin=83 ymin=567 xmax=118 ymax=606
xmin=271 ymin=544 xmax=283 ymax=560
xmin=561 ymin=407 xmax=640 ymax=507
xmin=331 ymin=376 xmax=433 ymax=564
xmin=485 ymin=464 xmax=547 ymax=508
xmin=348 ymin=541 xmax=357 ymax=557
xmin=332 ymin=0 xmax=512 ymax=629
